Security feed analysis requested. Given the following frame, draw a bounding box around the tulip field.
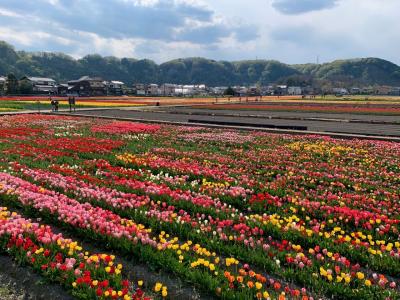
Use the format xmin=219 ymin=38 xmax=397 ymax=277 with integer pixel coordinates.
xmin=0 ymin=114 xmax=400 ymax=299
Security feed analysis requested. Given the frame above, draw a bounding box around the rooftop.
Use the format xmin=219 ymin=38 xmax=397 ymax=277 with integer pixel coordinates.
xmin=26 ymin=76 xmax=56 ymax=82
xmin=68 ymin=76 xmax=104 ymax=84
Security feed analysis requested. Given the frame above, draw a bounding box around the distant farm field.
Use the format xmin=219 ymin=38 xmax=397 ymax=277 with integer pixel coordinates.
xmin=194 ymin=102 xmax=400 ymax=116
xmin=1 ymin=95 xmax=400 ymax=112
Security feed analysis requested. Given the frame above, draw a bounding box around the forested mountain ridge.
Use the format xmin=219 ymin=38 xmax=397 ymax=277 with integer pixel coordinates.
xmin=1 ymin=41 xmax=400 ymax=86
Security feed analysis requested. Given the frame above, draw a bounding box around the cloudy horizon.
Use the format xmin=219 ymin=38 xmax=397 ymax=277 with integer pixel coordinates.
xmin=0 ymin=0 xmax=399 ymax=65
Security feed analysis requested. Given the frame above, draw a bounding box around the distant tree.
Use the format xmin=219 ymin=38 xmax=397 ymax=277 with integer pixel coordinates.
xmin=281 ymin=75 xmax=313 ymax=87
xmin=19 ymin=79 xmax=33 ymax=94
xmin=224 ymin=86 xmax=235 ymax=96
xmin=6 ymin=73 xmax=19 ymax=94
xmin=0 ymin=41 xmax=18 ymax=63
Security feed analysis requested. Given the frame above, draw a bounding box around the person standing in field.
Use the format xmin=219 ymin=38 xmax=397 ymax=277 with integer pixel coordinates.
xmin=50 ymin=97 xmax=55 ymax=112
xmin=68 ymin=96 xmax=72 ymax=112
xmin=54 ymin=99 xmax=59 ymax=112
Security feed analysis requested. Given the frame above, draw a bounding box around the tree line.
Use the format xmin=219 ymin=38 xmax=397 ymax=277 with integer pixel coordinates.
xmin=1 ymin=41 xmax=400 ymax=88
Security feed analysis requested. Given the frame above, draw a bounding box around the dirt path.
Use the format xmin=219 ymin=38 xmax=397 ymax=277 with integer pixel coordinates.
xmin=0 ymin=255 xmax=74 ymax=300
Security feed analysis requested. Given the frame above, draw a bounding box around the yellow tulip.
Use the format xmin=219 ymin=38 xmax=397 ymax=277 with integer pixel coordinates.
xmin=356 ymin=272 xmax=365 ymax=280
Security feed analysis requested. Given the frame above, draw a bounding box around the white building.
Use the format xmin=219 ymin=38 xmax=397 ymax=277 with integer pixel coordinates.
xmin=195 ymin=84 xmax=208 ymax=96
xmin=174 ymin=85 xmax=190 ymax=96
xmin=210 ymin=87 xmax=228 ymax=95
xmin=288 ymin=86 xmax=303 ymax=95
xmin=183 ymin=85 xmax=196 ymax=95
xmin=390 ymin=87 xmax=400 ymax=96
xmin=106 ymin=81 xmax=125 ymax=95
xmin=350 ymin=87 xmax=361 ymax=94
xmin=109 ymin=81 xmax=124 ymax=89
xmin=232 ymin=86 xmax=245 ymax=96
xmin=160 ymin=83 xmax=177 ymax=96
xmin=275 ymin=85 xmax=288 ymax=95
xmin=147 ymin=84 xmax=159 ymax=96
xmin=332 ymin=88 xmax=349 ymax=95
xmin=133 ymin=83 xmax=146 ymax=95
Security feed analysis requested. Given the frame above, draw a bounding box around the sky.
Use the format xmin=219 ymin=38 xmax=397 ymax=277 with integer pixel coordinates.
xmin=0 ymin=0 xmax=399 ymax=65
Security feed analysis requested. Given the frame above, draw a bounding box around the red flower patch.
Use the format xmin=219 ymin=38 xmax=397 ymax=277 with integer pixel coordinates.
xmin=91 ymin=121 xmax=160 ymax=134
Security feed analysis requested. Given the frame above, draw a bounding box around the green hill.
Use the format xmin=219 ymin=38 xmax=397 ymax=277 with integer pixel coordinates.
xmin=293 ymin=58 xmax=400 ymax=86
xmin=1 ymin=41 xmax=400 ymax=86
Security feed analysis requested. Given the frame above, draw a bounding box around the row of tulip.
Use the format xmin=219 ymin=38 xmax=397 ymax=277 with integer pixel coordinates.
xmin=0 ymin=207 xmax=152 ymax=299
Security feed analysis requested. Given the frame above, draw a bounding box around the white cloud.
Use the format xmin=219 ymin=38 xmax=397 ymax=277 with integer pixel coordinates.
xmin=0 ymin=7 xmax=22 ymax=18
xmin=132 ymin=0 xmax=160 ymax=6
xmin=271 ymin=0 xmax=339 ymax=14
xmin=0 ymin=28 xmax=36 ymax=46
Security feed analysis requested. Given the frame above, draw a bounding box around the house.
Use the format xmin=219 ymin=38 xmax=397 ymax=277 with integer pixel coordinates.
xmin=287 ymin=86 xmax=302 ymax=95
xmin=374 ymin=86 xmax=392 ymax=95
xmin=106 ymin=81 xmax=125 ymax=95
xmin=350 ymin=87 xmax=361 ymax=95
xmin=183 ymin=85 xmax=197 ymax=96
xmin=19 ymin=76 xmax=58 ymax=94
xmin=332 ymin=88 xmax=349 ymax=95
xmin=275 ymin=85 xmax=288 ymax=95
xmin=233 ymin=86 xmax=248 ymax=96
xmin=133 ymin=83 xmax=146 ymax=96
xmin=261 ymin=85 xmax=275 ymax=96
xmin=302 ymin=86 xmax=317 ymax=95
xmin=210 ymin=87 xmax=227 ymax=95
xmin=195 ymin=84 xmax=208 ymax=96
xmin=0 ymin=76 xmax=5 ymax=95
xmin=160 ymin=83 xmax=176 ymax=96
xmin=68 ymin=76 xmax=106 ymax=96
xmin=146 ymin=84 xmax=159 ymax=96
xmin=174 ymin=85 xmax=205 ymax=96
xmin=57 ymin=84 xmax=69 ymax=96
xmin=174 ymin=85 xmax=186 ymax=96
xmin=361 ymin=87 xmax=374 ymax=95
xmin=247 ymin=86 xmax=260 ymax=96
xmin=389 ymin=87 xmax=400 ymax=96
xmin=259 ymin=86 xmax=271 ymax=96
